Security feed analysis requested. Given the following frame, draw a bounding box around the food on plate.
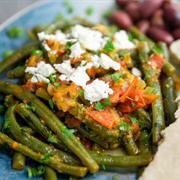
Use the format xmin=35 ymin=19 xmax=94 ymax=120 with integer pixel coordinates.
xmin=111 ymin=0 xmax=180 ymax=45
xmin=0 ymin=15 xmax=178 ymax=179
xmin=170 ymin=39 xmax=180 ymax=64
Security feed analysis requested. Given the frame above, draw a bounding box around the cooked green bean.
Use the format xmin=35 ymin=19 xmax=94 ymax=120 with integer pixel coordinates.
xmin=128 ymin=26 xmax=154 ymax=48
xmin=0 ymin=81 xmax=99 ymax=173
xmin=0 ymin=132 xmax=88 ymax=177
xmin=137 ymin=41 xmax=165 ymax=144
xmin=6 ymin=65 xmax=25 ymax=78
xmin=123 ymin=135 xmax=139 ymax=155
xmin=0 ymin=42 xmax=40 ymax=74
xmin=157 ymin=42 xmax=178 ymax=125
xmin=44 ymin=166 xmax=57 ymax=180
xmin=12 ymin=151 xmax=26 ymax=170
xmin=15 ymin=103 xmax=69 ymax=152
xmin=6 ymin=104 xmax=82 ymax=166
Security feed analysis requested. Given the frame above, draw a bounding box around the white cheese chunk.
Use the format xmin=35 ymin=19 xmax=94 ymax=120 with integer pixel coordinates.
xmin=54 ymin=60 xmax=74 ymax=77
xmin=71 ymin=24 xmax=106 ymax=51
xmin=113 ymin=30 xmax=135 ymax=50
xmin=84 ymin=79 xmax=113 ymax=103
xmin=31 ymin=74 xmax=50 ymax=83
xmin=70 ymin=66 xmax=90 ymax=88
xmin=131 ymin=67 xmax=142 ymax=77
xmin=99 ymin=53 xmax=120 ymax=71
xmin=69 ymin=42 xmax=85 ymax=58
xmin=25 ymin=61 xmax=56 ymax=77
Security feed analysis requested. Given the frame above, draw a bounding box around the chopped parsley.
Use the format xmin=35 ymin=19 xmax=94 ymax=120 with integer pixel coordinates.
xmin=48 ymin=135 xmax=58 ymax=143
xmin=53 ymin=82 xmax=59 ymax=88
xmin=64 ymin=41 xmax=72 ymax=51
xmin=39 ymin=153 xmax=54 ymax=163
xmin=144 ymin=74 xmax=151 ymax=81
xmin=7 ymin=26 xmax=23 ymax=38
xmin=118 ymin=122 xmax=130 ymax=132
xmin=139 ymin=120 xmax=147 ymax=130
xmin=103 ymin=40 xmax=114 ymax=53
xmin=147 ymin=87 xmax=155 ymax=94
xmin=78 ymin=89 xmax=84 ymax=97
xmin=94 ymin=98 xmax=110 ymax=111
xmin=60 ymin=126 xmax=75 ymax=138
xmin=86 ymin=7 xmax=93 ymax=15
xmin=149 ymin=47 xmax=162 ymax=55
xmin=2 ymin=118 xmax=11 ymax=131
xmin=101 ymin=162 xmax=106 ymax=170
xmin=111 ymin=72 xmax=122 ymax=82
xmin=28 ymin=165 xmax=46 ymax=178
xmin=54 ymin=13 xmax=64 ymax=21
xmin=21 ymin=104 xmax=36 ymax=111
xmin=129 ymin=116 xmax=137 ymax=124
xmin=48 ymin=99 xmax=54 ymax=109
xmin=2 ymin=50 xmax=13 ymax=58
xmin=31 ymin=50 xmax=43 ymax=56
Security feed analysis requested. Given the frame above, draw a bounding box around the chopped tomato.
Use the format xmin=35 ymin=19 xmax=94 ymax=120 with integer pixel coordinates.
xmin=86 ymin=107 xmax=115 ymax=129
xmin=148 ymin=53 xmax=165 ymax=70
xmin=119 ymin=89 xmax=158 ymax=113
xmin=119 ymin=76 xmax=138 ymax=103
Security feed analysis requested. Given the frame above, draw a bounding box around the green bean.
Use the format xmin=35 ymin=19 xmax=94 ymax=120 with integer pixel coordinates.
xmin=69 ymin=103 xmax=120 ymax=142
xmin=12 ymin=151 xmax=26 ymax=170
xmin=44 ymin=166 xmax=57 ymax=180
xmin=0 ymin=81 xmax=99 ymax=173
xmin=137 ymin=41 xmax=165 ymax=144
xmin=6 ymin=104 xmax=82 ymax=166
xmin=0 ymin=42 xmax=40 ymax=74
xmin=138 ymin=130 xmax=152 ymax=155
xmin=89 ymin=150 xmax=153 ymax=167
xmin=157 ymin=42 xmax=178 ymax=125
xmin=137 ymin=129 xmax=152 ymax=178
xmin=75 ymin=125 xmax=109 ymax=149
xmin=15 ymin=103 xmax=69 ymax=152
xmin=161 ymin=74 xmax=178 ymax=125
xmin=134 ymin=108 xmax=151 ymax=129
xmin=35 ymin=87 xmax=51 ymax=101
xmin=156 ymin=42 xmax=176 ymax=76
xmin=128 ymin=26 xmax=154 ymax=48
xmin=123 ymin=135 xmax=139 ymax=155
xmin=6 ymin=65 xmax=25 ymax=78
xmin=0 ymin=132 xmax=88 ymax=177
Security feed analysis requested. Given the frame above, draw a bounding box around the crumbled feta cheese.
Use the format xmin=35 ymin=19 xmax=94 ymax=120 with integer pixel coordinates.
xmin=25 ymin=61 xmax=56 ymax=77
xmin=31 ymin=74 xmax=50 ymax=83
xmin=71 ymin=24 xmax=106 ymax=51
xmin=113 ymin=30 xmax=135 ymax=50
xmin=99 ymin=53 xmax=120 ymax=71
xmin=91 ymin=54 xmax=100 ymax=68
xmin=54 ymin=60 xmax=74 ymax=77
xmin=42 ymin=42 xmax=51 ymax=51
xmin=84 ymin=79 xmax=113 ymax=103
xmin=36 ymin=61 xmax=56 ymax=77
xmin=70 ymin=66 xmax=90 ymax=88
xmin=69 ymin=42 xmax=85 ymax=58
xmin=131 ymin=67 xmax=142 ymax=77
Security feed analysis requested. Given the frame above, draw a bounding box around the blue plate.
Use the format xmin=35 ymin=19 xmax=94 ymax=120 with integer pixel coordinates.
xmin=0 ymin=1 xmax=137 ymax=179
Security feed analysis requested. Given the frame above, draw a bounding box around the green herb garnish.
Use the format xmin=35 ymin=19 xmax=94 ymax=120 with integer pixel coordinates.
xmin=28 ymin=165 xmax=46 ymax=178
xmin=86 ymin=7 xmax=93 ymax=15
xmin=7 ymin=26 xmax=23 ymax=38
xmin=48 ymin=135 xmax=58 ymax=143
xmin=78 ymin=89 xmax=84 ymax=97
xmin=129 ymin=116 xmax=137 ymax=124
xmin=2 ymin=50 xmax=13 ymax=58
xmin=111 ymin=72 xmax=122 ymax=82
xmin=103 ymin=39 xmax=114 ymax=53
xmin=2 ymin=118 xmax=11 ymax=131
xmin=118 ymin=122 xmax=130 ymax=132
xmin=149 ymin=47 xmax=162 ymax=55
xmin=39 ymin=153 xmax=54 ymax=163
xmin=21 ymin=104 xmax=36 ymax=111
xmin=94 ymin=98 xmax=110 ymax=111
xmin=60 ymin=126 xmax=75 ymax=138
